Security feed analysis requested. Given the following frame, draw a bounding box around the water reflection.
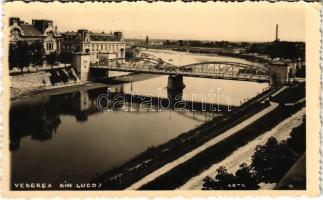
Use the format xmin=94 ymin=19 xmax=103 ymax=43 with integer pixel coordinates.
xmin=10 ymin=85 xmax=224 ymax=152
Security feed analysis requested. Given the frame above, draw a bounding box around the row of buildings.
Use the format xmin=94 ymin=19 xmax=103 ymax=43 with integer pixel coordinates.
xmin=9 ymin=17 xmax=126 ymax=61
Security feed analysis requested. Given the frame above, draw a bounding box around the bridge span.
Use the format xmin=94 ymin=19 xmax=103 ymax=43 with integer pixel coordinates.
xmin=89 ymin=57 xmax=270 ymax=83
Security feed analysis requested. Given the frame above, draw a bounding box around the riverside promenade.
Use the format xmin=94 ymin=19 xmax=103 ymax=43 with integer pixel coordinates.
xmin=127 ymin=101 xmax=279 ymax=190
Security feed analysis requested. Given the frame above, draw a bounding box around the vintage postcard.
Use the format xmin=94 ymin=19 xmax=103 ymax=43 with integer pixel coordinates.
xmin=1 ymin=0 xmax=321 ymax=198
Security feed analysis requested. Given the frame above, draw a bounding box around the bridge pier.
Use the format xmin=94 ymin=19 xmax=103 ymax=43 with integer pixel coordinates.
xmin=167 ymin=75 xmax=185 ymax=91
xmin=167 ymin=87 xmax=184 ymax=108
xmin=72 ymin=53 xmax=91 ymax=81
xmin=72 ymin=53 xmax=110 ymax=81
xmin=167 ymin=75 xmax=185 ymax=108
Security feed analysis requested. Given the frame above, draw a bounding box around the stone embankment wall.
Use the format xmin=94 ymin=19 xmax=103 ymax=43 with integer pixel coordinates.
xmin=11 ymin=72 xmax=52 ymax=89
xmin=11 ymin=68 xmax=79 ymax=89
xmin=10 ymin=68 xmax=80 ymax=99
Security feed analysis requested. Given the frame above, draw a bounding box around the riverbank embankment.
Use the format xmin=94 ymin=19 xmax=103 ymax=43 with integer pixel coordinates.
xmin=10 ymin=72 xmax=159 ymax=101
xmin=137 ymin=85 xmax=305 ymax=190
xmin=129 ymin=101 xmax=279 ymax=189
xmin=91 ymin=86 xmax=278 ymax=189
xmin=92 ymin=82 xmax=304 ymax=190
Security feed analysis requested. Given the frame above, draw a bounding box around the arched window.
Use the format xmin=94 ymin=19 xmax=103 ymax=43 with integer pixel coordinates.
xmin=46 ymin=42 xmax=54 ymax=50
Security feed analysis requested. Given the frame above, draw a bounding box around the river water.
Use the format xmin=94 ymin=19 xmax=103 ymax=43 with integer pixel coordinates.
xmin=10 ymin=49 xmax=268 ymax=188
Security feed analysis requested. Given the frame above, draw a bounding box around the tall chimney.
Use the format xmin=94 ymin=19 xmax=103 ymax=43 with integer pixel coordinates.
xmin=275 ymin=24 xmax=279 ymax=41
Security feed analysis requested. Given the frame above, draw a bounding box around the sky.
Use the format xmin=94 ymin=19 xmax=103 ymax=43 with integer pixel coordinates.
xmin=4 ymin=1 xmax=306 ymax=42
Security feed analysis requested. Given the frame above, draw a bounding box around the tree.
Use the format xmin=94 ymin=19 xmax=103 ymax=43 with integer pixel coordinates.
xmin=125 ymin=48 xmax=141 ymax=59
xmin=46 ymin=51 xmax=59 ymax=65
xmin=164 ymin=40 xmax=171 ymax=45
xmin=178 ymin=40 xmax=184 ymax=46
xmin=251 ymin=137 xmax=298 ymax=183
xmin=28 ymin=40 xmax=45 ymax=66
xmin=202 ymin=176 xmax=217 ymax=190
xmin=202 ymin=166 xmax=235 ymax=190
xmin=235 ymin=163 xmax=259 ymax=190
xmin=284 ymin=116 xmax=306 ymax=154
xmin=202 ymin=164 xmax=259 ymax=190
xmin=9 ymin=40 xmax=45 ymax=70
xmin=246 ymin=43 xmax=267 ymax=55
xmin=12 ymin=40 xmax=30 ymax=70
xmin=59 ymin=52 xmax=73 ymax=63
xmin=245 ymin=41 xmax=305 ymax=60
xmin=9 ymin=43 xmax=19 ymax=69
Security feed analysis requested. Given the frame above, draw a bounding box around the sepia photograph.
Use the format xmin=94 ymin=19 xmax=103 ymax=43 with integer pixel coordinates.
xmin=1 ymin=1 xmax=321 ymax=196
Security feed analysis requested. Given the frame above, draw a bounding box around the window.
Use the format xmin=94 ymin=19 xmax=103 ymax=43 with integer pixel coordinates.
xmin=46 ymin=42 xmax=54 ymax=50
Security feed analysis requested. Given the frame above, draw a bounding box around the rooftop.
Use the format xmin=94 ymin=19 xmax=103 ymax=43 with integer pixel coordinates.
xmin=271 ymin=61 xmax=288 ymax=66
xmin=19 ymin=24 xmax=43 ymax=37
xmin=61 ymin=30 xmax=121 ymax=41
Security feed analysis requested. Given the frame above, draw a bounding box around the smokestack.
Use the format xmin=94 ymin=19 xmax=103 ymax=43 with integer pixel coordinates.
xmin=275 ymin=24 xmax=279 ymax=41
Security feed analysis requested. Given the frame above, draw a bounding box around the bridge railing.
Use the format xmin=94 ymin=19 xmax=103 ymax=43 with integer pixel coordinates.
xmin=90 ymin=57 xmax=270 ymax=81
xmin=91 ymin=57 xmax=177 ymax=70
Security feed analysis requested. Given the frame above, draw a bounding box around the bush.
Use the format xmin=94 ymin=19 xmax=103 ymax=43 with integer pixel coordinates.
xmin=202 ymin=115 xmax=305 ymax=189
xmin=46 ymin=51 xmax=59 ymax=65
xmin=28 ymin=40 xmax=45 ymax=65
xmin=284 ymin=116 xmax=306 ymax=154
xmin=202 ymin=164 xmax=259 ymax=190
xmin=59 ymin=52 xmax=73 ymax=63
xmin=235 ymin=163 xmax=259 ymax=189
xmin=251 ymin=137 xmax=298 ymax=183
xmin=9 ymin=40 xmax=45 ymax=69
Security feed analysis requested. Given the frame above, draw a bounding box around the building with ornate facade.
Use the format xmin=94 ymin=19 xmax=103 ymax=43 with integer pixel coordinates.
xmin=61 ymin=29 xmax=126 ymax=63
xmin=9 ymin=17 xmax=60 ymax=55
xmin=9 ymin=17 xmax=126 ymax=64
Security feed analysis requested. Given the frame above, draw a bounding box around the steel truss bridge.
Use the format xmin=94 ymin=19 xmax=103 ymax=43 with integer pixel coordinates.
xmin=90 ymin=57 xmax=270 ymax=82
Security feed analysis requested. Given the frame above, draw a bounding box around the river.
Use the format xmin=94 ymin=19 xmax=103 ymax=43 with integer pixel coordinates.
xmin=10 ymin=49 xmax=268 ymax=188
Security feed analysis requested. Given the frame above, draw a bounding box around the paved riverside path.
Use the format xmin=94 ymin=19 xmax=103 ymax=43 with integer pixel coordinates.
xmin=126 ymin=101 xmax=279 ymax=190
xmin=179 ymin=107 xmax=305 ymax=190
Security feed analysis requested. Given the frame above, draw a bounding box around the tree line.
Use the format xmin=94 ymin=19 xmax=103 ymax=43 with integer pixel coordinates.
xmin=162 ymin=40 xmax=305 ymax=60
xmin=164 ymin=40 xmax=247 ymax=48
xmin=9 ymin=40 xmax=72 ymax=70
xmin=246 ymin=41 xmax=305 ymax=60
